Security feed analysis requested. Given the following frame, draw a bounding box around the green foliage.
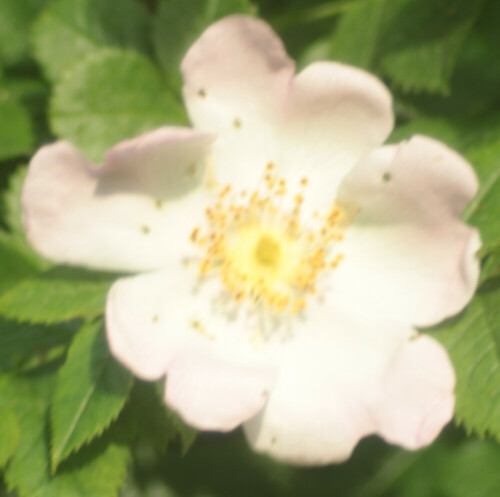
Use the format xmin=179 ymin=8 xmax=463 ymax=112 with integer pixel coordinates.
xmin=0 ymin=371 xmax=130 ymax=497
xmin=388 ymin=117 xmax=465 ymax=150
xmin=0 ymin=0 xmax=46 ymax=66
xmin=357 ymin=435 xmax=500 ymax=497
xmin=0 ymin=232 xmax=46 ymax=296
xmin=0 ymin=318 xmax=76 ymax=371
xmin=153 ymin=0 xmax=255 ymax=89
xmin=329 ymin=0 xmax=387 ymax=69
xmin=1 ymin=165 xmax=27 ymax=237
xmin=118 ymin=381 xmax=196 ymax=455
xmin=399 ymin=0 xmax=500 ymax=117
xmin=379 ymin=0 xmax=484 ymax=94
xmin=468 ymin=172 xmax=500 ymax=254
xmin=434 ymin=282 xmax=500 ymax=441
xmin=328 ymin=0 xmax=487 ymax=95
xmin=0 ymin=97 xmax=33 ymax=160
xmin=464 ymin=134 xmax=500 ymax=254
xmin=0 ymin=167 xmax=51 ymax=276
xmin=436 ymin=440 xmax=500 ymax=497
xmin=482 ymin=250 xmax=500 ymax=282
xmin=32 ymin=0 xmax=152 ymax=82
xmin=51 ymin=320 xmax=132 ymax=470
xmin=50 ymin=48 xmax=185 ymax=161
xmin=0 ymin=266 xmax=114 ymax=324
xmin=0 ymin=406 xmax=19 ymax=467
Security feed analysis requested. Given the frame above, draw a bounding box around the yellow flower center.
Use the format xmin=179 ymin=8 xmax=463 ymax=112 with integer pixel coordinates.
xmin=190 ymin=163 xmax=345 ymax=315
xmin=255 ymin=234 xmax=280 ymax=267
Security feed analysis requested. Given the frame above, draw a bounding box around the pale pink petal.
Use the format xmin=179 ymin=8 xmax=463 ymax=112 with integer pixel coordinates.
xmin=244 ymin=299 xmax=410 ymax=465
xmin=182 ymin=16 xmax=393 ymax=200
xmin=333 ymin=135 xmax=480 ymax=327
xmin=106 ymin=264 xmax=277 ymax=430
xmin=182 ymin=15 xmax=294 ymax=134
xmin=278 ymin=62 xmax=394 ymax=212
xmin=22 ymin=128 xmax=213 ymax=271
xmin=165 ymin=350 xmax=276 ymax=431
xmin=371 ymin=335 xmax=455 ymax=449
xmin=182 ymin=15 xmax=294 ymax=192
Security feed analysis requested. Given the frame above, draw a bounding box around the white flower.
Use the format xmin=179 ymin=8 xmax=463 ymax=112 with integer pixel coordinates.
xmin=22 ymin=16 xmax=480 ymax=465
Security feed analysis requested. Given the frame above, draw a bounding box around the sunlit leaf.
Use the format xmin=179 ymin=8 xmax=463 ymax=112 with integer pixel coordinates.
xmin=50 ymin=48 xmax=185 ymax=161
xmin=32 ymin=0 xmax=151 ymax=81
xmin=51 ymin=320 xmax=132 ymax=470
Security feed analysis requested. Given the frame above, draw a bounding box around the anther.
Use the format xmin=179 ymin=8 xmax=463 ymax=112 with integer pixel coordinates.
xmin=190 ymin=227 xmax=200 ymax=243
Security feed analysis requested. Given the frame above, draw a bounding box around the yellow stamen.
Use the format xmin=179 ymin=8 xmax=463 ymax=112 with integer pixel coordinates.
xmin=189 ymin=167 xmax=345 ymax=315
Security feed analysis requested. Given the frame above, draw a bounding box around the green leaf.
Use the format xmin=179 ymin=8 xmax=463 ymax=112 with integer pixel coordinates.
xmin=50 ymin=48 xmax=185 ymax=161
xmin=171 ymin=410 xmax=197 ymax=455
xmin=32 ymin=0 xmax=151 ymax=82
xmin=0 ymin=406 xmax=19 ymax=467
xmin=1 ymin=166 xmax=53 ymax=269
xmin=0 ymin=97 xmax=33 ymax=160
xmin=0 ymin=372 xmax=130 ymax=497
xmin=0 ymin=232 xmax=46 ymax=297
xmin=388 ymin=117 xmax=465 ymax=151
xmin=380 ymin=0 xmax=484 ymax=94
xmin=2 ymin=165 xmax=27 ymax=237
xmin=359 ymin=435 xmax=500 ymax=497
xmin=0 ymin=75 xmax=51 ymax=145
xmin=467 ymin=169 xmax=500 ymax=255
xmin=329 ymin=0 xmax=388 ymax=69
xmin=51 ymin=320 xmax=132 ymax=470
xmin=399 ymin=0 xmax=500 ymax=117
xmin=462 ymin=134 xmax=500 ymax=254
xmin=0 ymin=318 xmax=76 ymax=371
xmin=153 ymin=0 xmax=255 ymax=89
xmin=437 ymin=440 xmax=500 ymax=497
xmin=0 ymin=266 xmax=114 ymax=324
xmin=0 ymin=0 xmax=46 ymax=66
xmin=433 ymin=282 xmax=500 ymax=440
xmin=118 ymin=381 xmax=196 ymax=455
xmin=482 ymin=250 xmax=500 ymax=283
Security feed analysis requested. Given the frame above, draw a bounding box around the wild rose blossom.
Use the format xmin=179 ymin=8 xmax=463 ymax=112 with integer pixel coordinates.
xmin=22 ymin=16 xmax=480 ymax=464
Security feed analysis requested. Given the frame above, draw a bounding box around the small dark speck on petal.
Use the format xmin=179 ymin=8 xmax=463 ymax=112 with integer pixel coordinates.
xmin=155 ymin=199 xmax=163 ymax=210
xmin=271 ymin=437 xmax=277 ymax=445
xmin=233 ymin=118 xmax=242 ymax=129
xmin=382 ymin=172 xmax=392 ymax=183
xmin=152 ymin=314 xmax=159 ymax=323
xmin=198 ymin=88 xmax=207 ymax=98
xmin=141 ymin=225 xmax=151 ymax=234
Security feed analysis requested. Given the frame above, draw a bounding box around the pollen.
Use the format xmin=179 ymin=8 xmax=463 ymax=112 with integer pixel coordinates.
xmin=189 ymin=165 xmax=345 ymax=315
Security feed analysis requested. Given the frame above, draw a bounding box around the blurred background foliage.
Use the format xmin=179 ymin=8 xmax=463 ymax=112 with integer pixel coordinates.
xmin=0 ymin=0 xmax=499 ymax=496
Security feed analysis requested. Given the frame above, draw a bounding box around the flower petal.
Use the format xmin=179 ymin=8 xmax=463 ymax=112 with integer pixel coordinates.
xmin=278 ymin=62 xmax=394 ymax=212
xmin=165 ymin=350 xmax=276 ymax=431
xmin=334 ymin=135 xmax=480 ymax=327
xmin=106 ymin=264 xmax=277 ymax=429
xmin=182 ymin=16 xmax=393 ymax=201
xmin=182 ymin=15 xmax=294 ymax=191
xmin=244 ymin=299 xmax=409 ymax=465
xmin=371 ymin=334 xmax=455 ymax=450
xmin=22 ymin=127 xmax=213 ymax=272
